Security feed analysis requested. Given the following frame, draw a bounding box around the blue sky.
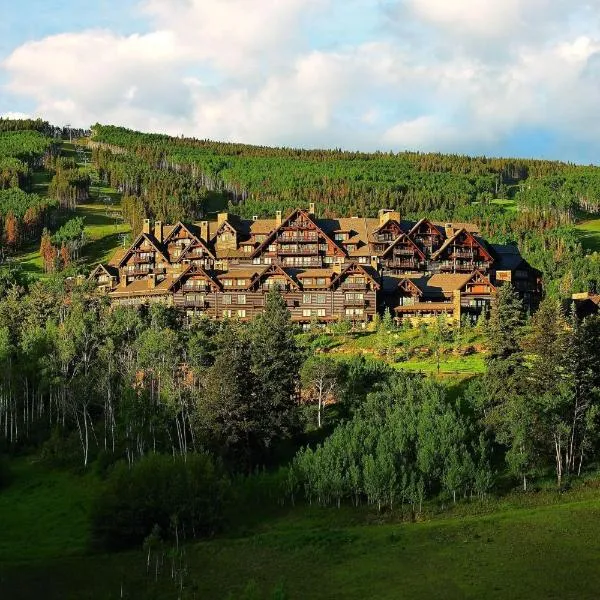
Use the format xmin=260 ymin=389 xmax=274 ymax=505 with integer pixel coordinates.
xmin=2 ymin=0 xmax=600 ymax=163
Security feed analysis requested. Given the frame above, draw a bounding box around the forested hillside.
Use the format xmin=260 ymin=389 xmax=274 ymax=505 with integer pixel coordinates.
xmin=89 ymin=124 xmax=600 ymax=297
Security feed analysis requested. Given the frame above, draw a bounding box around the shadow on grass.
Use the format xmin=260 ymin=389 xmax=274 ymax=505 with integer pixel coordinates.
xmin=83 ymin=233 xmax=127 ymax=266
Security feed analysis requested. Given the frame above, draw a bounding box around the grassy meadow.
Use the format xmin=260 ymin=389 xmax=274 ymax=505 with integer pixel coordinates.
xmin=575 ymin=216 xmax=600 ymax=253
xmin=3 ymin=459 xmax=600 ymax=599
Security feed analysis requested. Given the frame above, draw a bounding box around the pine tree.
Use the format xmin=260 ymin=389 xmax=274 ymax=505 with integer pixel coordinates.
xmin=248 ymin=286 xmax=302 ymax=455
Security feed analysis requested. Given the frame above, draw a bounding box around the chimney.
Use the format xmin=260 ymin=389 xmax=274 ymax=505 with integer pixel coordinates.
xmin=378 ymin=209 xmax=391 ymax=226
xmin=143 ymin=218 xmax=151 ymax=235
xmin=309 ymin=203 xmax=316 ymax=216
xmin=275 ymin=210 xmax=282 ymax=227
xmin=200 ymin=220 xmax=209 ymax=241
xmin=154 ymin=220 xmax=163 ymax=243
xmin=148 ymin=273 xmax=156 ymax=289
xmin=445 ymin=223 xmax=454 ymax=237
xmin=252 ymin=215 xmax=258 ymax=221
xmin=332 ymin=262 xmax=342 ymax=275
xmin=217 ymin=212 xmax=228 ymax=227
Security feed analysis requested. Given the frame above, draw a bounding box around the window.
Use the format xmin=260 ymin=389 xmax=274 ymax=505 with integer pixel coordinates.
xmin=237 ymin=309 xmax=246 ymax=318
xmin=316 ymin=294 xmax=326 ymax=304
xmin=334 ymin=232 xmax=348 ymax=241
xmin=253 ymin=257 xmax=261 ymax=264
xmin=303 ymin=308 xmax=325 ymax=317
xmin=264 ymin=257 xmax=272 ymax=265
xmin=243 ymin=245 xmax=253 ymax=253
xmin=316 ymin=278 xmax=326 ymax=286
xmin=358 ymin=256 xmax=369 ymax=264
xmin=223 ymin=279 xmax=233 ymax=287
xmin=303 ymin=293 xmax=312 ymax=304
xmin=222 ymin=294 xmax=232 ymax=305
xmin=237 ymin=279 xmax=246 ymax=286
xmin=303 ymin=278 xmax=314 ymax=286
xmin=345 ymin=308 xmax=364 ymax=316
xmin=186 ymin=294 xmax=205 ymax=303
xmin=222 ymin=309 xmax=233 ymax=317
xmin=268 ymin=244 xmax=276 ymax=252
xmin=237 ymin=295 xmax=246 ymax=304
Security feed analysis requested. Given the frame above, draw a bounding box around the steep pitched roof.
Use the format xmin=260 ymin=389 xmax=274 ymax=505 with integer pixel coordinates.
xmin=117 ymin=232 xmax=169 ymax=267
xmin=430 ymin=228 xmax=493 ymax=262
xmin=381 ymin=233 xmax=426 ymax=260
xmin=409 ymin=218 xmax=444 ymax=237
xmin=252 ymin=209 xmax=346 ymax=258
xmin=332 ymin=262 xmax=381 ymax=290
xmin=89 ymin=263 xmax=118 ymax=279
xmin=174 ymin=264 xmax=222 ymax=291
xmin=252 ymin=264 xmax=300 ymax=290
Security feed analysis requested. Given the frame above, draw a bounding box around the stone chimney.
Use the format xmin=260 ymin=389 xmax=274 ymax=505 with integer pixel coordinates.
xmin=445 ymin=223 xmax=454 ymax=237
xmin=275 ymin=210 xmax=282 ymax=227
xmin=148 ymin=273 xmax=156 ymax=289
xmin=217 ymin=212 xmax=229 ymax=227
xmin=378 ymin=209 xmax=401 ymax=226
xmin=143 ymin=218 xmax=151 ymax=235
xmin=154 ymin=220 xmax=163 ymax=243
xmin=200 ymin=221 xmax=209 ymax=241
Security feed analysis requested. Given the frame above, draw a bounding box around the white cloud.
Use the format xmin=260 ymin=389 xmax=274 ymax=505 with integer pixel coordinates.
xmin=1 ymin=0 xmax=600 ymax=159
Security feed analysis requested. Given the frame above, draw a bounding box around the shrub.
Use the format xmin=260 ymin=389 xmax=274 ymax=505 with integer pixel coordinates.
xmin=91 ymin=452 xmax=230 ymax=550
xmin=0 ymin=455 xmax=12 ymax=490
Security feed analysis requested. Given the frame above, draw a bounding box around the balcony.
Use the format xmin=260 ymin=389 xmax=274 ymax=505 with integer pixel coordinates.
xmin=388 ymin=260 xmax=418 ymax=269
xmin=342 ymin=282 xmax=367 ymax=290
xmin=128 ymin=267 xmax=151 ymax=276
xmin=277 ymin=233 xmax=318 ymax=243
xmin=183 ymin=284 xmax=210 ymax=292
xmin=282 ymin=258 xmax=322 ymax=268
xmin=344 ymin=297 xmax=366 ymax=306
xmin=393 ymin=248 xmax=417 ymax=257
xmin=133 ymin=256 xmax=153 ymax=264
xmin=183 ymin=298 xmax=207 ymax=308
xmin=450 ymin=249 xmax=475 ymax=259
xmin=277 ymin=245 xmax=320 ymax=255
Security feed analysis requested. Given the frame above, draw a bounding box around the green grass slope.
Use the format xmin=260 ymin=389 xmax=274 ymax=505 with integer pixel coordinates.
xmin=3 ymin=460 xmax=600 ymax=599
xmin=576 ymin=217 xmax=600 ymax=252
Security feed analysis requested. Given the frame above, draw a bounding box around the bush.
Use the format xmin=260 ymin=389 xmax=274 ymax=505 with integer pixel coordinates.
xmin=0 ymin=455 xmax=12 ymax=490
xmin=91 ymin=452 xmax=230 ymax=550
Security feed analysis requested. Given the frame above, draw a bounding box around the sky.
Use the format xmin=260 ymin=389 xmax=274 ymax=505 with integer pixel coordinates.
xmin=1 ymin=0 xmax=600 ymax=162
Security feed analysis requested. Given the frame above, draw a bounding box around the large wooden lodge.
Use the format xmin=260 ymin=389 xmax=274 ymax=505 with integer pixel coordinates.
xmin=90 ymin=205 xmax=541 ymax=324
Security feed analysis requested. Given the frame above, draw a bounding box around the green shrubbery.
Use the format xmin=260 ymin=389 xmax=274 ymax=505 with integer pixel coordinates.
xmin=91 ymin=453 xmax=229 ymax=549
xmin=0 ymin=455 xmax=12 ymax=490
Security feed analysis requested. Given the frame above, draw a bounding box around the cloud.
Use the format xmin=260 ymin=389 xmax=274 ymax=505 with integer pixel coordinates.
xmin=2 ymin=0 xmax=600 ymax=161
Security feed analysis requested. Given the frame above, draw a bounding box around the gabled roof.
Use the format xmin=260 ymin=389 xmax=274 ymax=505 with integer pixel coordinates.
xmin=381 ymin=233 xmax=426 ymax=260
xmin=252 ymin=209 xmax=346 ymax=258
xmin=396 ymin=277 xmax=423 ymax=297
xmin=463 ymin=270 xmax=496 ymax=293
xmin=252 ymin=264 xmax=300 ymax=290
xmin=409 ymin=218 xmax=444 ymax=237
xmin=332 ymin=262 xmax=381 ymax=290
xmin=89 ymin=263 xmax=118 ymax=279
xmin=163 ymin=222 xmax=214 ymax=256
xmin=373 ymin=218 xmax=404 ymax=235
xmin=170 ymin=225 xmax=215 ymax=260
xmin=175 ymin=264 xmax=222 ymax=291
xmin=118 ymin=232 xmax=169 ymax=267
xmin=430 ymin=228 xmax=493 ymax=262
